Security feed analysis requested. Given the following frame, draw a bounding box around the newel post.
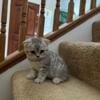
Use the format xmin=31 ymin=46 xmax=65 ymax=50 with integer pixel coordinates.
xmin=37 ymin=0 xmax=46 ymax=37
xmin=53 ymin=0 xmax=60 ymax=31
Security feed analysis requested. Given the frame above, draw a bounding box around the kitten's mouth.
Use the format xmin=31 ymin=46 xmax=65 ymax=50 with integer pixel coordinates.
xmin=36 ymin=55 xmax=40 ymax=58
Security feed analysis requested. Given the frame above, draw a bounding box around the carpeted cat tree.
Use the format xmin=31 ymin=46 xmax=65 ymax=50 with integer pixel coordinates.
xmin=12 ymin=21 xmax=100 ymax=100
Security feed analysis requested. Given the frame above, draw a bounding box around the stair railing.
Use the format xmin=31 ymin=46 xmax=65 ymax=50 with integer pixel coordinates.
xmin=0 ymin=0 xmax=100 ymax=72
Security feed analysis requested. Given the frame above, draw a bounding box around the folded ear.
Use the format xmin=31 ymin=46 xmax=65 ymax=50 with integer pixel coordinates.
xmin=42 ymin=38 xmax=51 ymax=45
xmin=23 ymin=41 xmax=28 ymax=48
xmin=34 ymin=32 xmax=38 ymax=37
xmin=23 ymin=38 xmax=31 ymax=47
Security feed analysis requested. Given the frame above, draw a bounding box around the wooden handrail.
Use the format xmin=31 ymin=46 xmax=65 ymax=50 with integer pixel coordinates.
xmin=37 ymin=0 xmax=46 ymax=37
xmin=91 ymin=0 xmax=96 ymax=9
xmin=0 ymin=50 xmax=26 ymax=73
xmin=0 ymin=0 xmax=8 ymax=62
xmin=53 ymin=0 xmax=60 ymax=31
xmin=67 ymin=0 xmax=74 ymax=22
xmin=19 ymin=0 xmax=28 ymax=50
xmin=79 ymin=0 xmax=86 ymax=16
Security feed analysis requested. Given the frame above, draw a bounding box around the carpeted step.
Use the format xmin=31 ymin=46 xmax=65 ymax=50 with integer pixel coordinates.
xmin=12 ymin=69 xmax=100 ymax=100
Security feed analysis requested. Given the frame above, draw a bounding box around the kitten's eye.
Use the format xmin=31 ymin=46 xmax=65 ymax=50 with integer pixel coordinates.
xmin=40 ymin=50 xmax=44 ymax=54
xmin=30 ymin=50 xmax=35 ymax=54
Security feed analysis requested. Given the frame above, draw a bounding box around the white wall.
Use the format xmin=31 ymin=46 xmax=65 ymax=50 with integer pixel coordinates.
xmin=0 ymin=13 xmax=100 ymax=100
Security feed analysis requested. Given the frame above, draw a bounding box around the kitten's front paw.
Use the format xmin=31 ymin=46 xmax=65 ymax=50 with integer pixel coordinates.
xmin=52 ymin=78 xmax=62 ymax=84
xmin=34 ymin=78 xmax=44 ymax=84
xmin=26 ymin=73 xmax=36 ymax=80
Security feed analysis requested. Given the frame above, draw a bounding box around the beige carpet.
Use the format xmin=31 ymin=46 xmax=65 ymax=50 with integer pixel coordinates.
xmin=59 ymin=42 xmax=100 ymax=89
xmin=12 ymin=69 xmax=100 ymax=100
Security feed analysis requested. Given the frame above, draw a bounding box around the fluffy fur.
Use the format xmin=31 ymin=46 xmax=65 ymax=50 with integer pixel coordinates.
xmin=23 ymin=36 xmax=69 ymax=84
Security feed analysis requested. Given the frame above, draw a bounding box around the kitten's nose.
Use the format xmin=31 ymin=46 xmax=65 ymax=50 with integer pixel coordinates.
xmin=36 ymin=53 xmax=40 ymax=58
xmin=36 ymin=55 xmax=39 ymax=58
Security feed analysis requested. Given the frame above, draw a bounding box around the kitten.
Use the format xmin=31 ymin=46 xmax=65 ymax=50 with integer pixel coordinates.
xmin=23 ymin=36 xmax=69 ymax=84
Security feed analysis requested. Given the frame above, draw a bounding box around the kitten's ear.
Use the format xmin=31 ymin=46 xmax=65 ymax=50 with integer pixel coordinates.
xmin=34 ymin=32 xmax=39 ymax=38
xmin=23 ymin=38 xmax=31 ymax=47
xmin=23 ymin=41 xmax=28 ymax=47
xmin=42 ymin=38 xmax=50 ymax=45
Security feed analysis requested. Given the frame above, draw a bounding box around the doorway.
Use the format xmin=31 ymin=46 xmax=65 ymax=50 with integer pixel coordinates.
xmin=8 ymin=0 xmax=39 ymax=54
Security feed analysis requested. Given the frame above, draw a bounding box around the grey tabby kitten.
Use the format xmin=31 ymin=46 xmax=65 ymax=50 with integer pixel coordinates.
xmin=23 ymin=36 xmax=69 ymax=84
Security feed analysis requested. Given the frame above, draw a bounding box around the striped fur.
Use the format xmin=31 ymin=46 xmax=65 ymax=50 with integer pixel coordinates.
xmin=23 ymin=37 xmax=69 ymax=84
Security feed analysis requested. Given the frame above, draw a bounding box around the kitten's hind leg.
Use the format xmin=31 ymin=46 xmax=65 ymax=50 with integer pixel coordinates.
xmin=52 ymin=77 xmax=63 ymax=84
xmin=26 ymin=70 xmax=36 ymax=80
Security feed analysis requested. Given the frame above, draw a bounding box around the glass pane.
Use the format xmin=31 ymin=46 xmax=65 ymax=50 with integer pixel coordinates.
xmin=85 ymin=0 xmax=91 ymax=13
xmin=73 ymin=0 xmax=80 ymax=19
xmin=44 ymin=9 xmax=54 ymax=35
xmin=96 ymin=0 xmax=100 ymax=7
xmin=28 ymin=0 xmax=40 ymax=4
xmin=60 ymin=0 xmax=69 ymax=24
